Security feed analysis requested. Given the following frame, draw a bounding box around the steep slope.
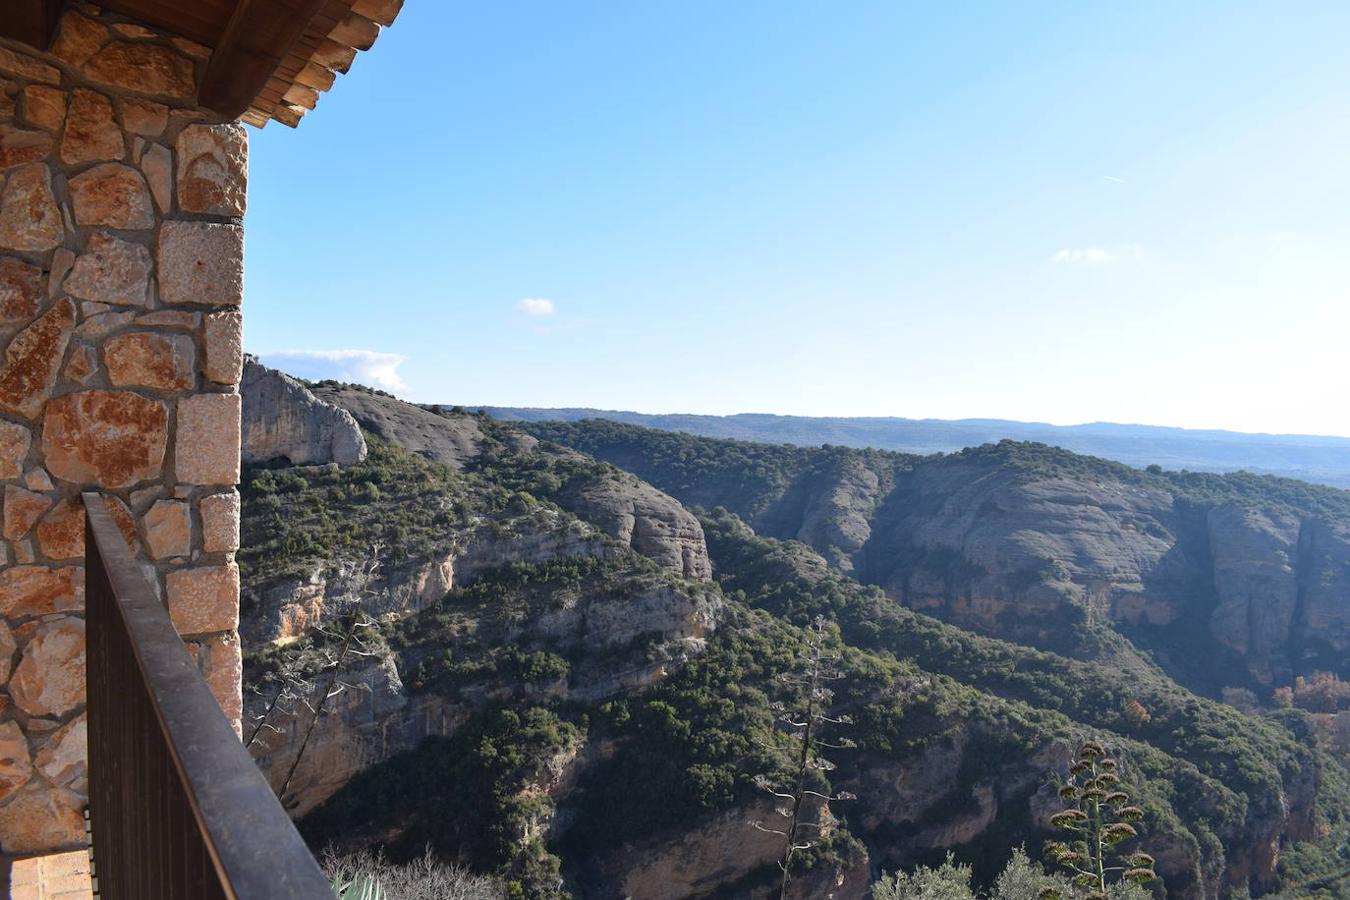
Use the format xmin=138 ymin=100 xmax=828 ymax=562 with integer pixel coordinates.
xmin=520 ymin=420 xmax=1350 ymax=693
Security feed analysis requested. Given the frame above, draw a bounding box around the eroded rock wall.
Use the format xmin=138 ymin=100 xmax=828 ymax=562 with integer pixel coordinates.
xmin=241 ymin=357 xmax=367 ymax=466
xmin=0 ymin=10 xmax=245 ymax=853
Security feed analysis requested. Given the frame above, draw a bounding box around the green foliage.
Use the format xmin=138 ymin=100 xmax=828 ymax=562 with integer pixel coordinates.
xmin=873 ymin=852 xmax=975 ymax=900
xmin=302 ymin=706 xmax=581 ymax=899
xmin=520 ymin=418 xmax=914 ymax=525
xmin=873 ymin=847 xmax=1149 ymax=900
xmin=240 ymin=436 xmax=467 ymax=581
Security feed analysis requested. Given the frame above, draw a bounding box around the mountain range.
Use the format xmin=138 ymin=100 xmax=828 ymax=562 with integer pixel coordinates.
xmin=480 ymin=408 xmax=1350 ymax=489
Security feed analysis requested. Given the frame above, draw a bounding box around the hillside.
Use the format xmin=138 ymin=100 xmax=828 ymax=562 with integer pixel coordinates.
xmin=483 ymin=408 xmax=1350 ymax=489
xmin=238 ymin=365 xmax=1350 ymax=899
xmin=519 ymin=419 xmax=1350 ymax=694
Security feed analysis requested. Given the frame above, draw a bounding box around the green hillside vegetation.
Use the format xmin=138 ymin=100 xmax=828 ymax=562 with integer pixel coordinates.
xmin=520 ymin=419 xmax=1350 ymax=525
xmin=243 ymin=417 xmax=1350 ymax=896
xmin=285 ymin=502 xmax=1350 ymax=897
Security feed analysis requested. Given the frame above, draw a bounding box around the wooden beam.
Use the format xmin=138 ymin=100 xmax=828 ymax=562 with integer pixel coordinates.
xmin=198 ymin=0 xmax=329 ymax=120
xmin=0 ymin=0 xmax=65 ymax=52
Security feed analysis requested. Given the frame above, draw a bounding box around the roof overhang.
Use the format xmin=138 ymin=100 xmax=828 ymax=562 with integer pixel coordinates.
xmin=0 ymin=0 xmax=402 ymax=127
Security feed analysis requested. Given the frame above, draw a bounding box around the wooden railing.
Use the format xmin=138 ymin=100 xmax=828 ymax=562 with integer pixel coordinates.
xmin=84 ymin=493 xmax=333 ymax=900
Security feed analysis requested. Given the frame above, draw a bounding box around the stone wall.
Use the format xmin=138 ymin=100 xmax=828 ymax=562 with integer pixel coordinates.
xmin=0 ymin=6 xmax=245 ymax=853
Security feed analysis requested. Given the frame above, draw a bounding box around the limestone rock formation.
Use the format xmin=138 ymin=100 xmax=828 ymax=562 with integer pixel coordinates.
xmin=309 ymin=383 xmax=484 ymax=469
xmin=548 ymin=459 xmax=713 ymax=580
xmin=305 ymin=381 xmax=713 ymax=579
xmin=241 ymin=357 xmax=367 ymax=467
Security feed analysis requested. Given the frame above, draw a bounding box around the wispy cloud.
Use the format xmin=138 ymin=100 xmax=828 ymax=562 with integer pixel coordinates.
xmin=516 ymin=297 xmax=555 ymax=316
xmin=1102 ymin=174 xmax=1127 ymax=184
xmin=1052 ymin=247 xmax=1115 ymax=264
xmin=259 ymin=349 xmax=409 ymax=392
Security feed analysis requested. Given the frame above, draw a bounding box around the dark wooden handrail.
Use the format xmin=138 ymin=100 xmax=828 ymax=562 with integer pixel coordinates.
xmin=84 ymin=493 xmax=333 ymax=900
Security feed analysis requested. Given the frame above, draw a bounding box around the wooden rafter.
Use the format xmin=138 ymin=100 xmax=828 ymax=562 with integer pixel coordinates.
xmin=198 ymin=0 xmax=331 ymax=120
xmin=0 ymin=0 xmax=65 ymax=52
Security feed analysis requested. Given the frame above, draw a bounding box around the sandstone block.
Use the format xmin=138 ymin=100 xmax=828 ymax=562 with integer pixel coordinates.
xmin=176 ymin=392 xmax=241 ymax=484
xmin=42 ymin=390 xmax=168 ymax=488
xmin=62 ymin=343 xmax=97 ymax=384
xmin=144 ymin=498 xmax=190 ymax=558
xmin=74 ymin=309 xmax=135 ymax=339
xmin=203 ymin=310 xmax=243 ymax=384
xmin=102 ymin=493 xmax=138 ymax=552
xmin=69 ymin=162 xmax=154 ymax=229
xmin=0 ymin=566 xmax=82 ymax=618
xmin=63 ymin=231 xmax=152 ymax=306
xmin=0 ymin=721 xmax=33 ymax=804
xmin=0 ymin=163 xmax=62 ymax=251
xmin=61 ymin=89 xmax=123 ymax=164
xmin=167 ymin=564 xmax=239 ymax=635
xmin=177 ymin=124 xmax=247 ymax=216
xmin=35 ymin=714 xmax=85 ymax=786
xmin=3 ymin=485 xmax=52 ymax=540
xmin=111 ymin=23 xmax=157 ymax=40
xmin=24 ymin=469 xmax=52 ymax=491
xmin=158 ymin=222 xmax=243 ymax=306
xmin=20 ymin=86 xmax=65 ymax=132
xmin=105 ymin=331 xmax=194 ymax=391
xmin=193 ymin=631 xmax=242 ymax=732
xmin=10 ymin=618 xmax=85 ymax=718
xmin=51 ymin=12 xmax=108 ymax=68
xmin=122 ymin=99 xmax=168 ymax=137
xmin=0 ymin=619 xmax=16 ymax=681
xmin=48 ymin=247 xmax=74 ymax=298
xmin=0 ymin=255 xmax=43 ymax=323
xmin=0 ymin=123 xmax=53 ymax=170
xmin=200 ymin=489 xmax=240 ymax=552
xmin=84 ymin=42 xmax=196 ymax=100
xmin=0 ymin=299 xmax=75 ymax=420
xmin=0 ymin=781 xmax=87 ymax=852
xmin=35 ymin=498 xmax=84 ymax=560
xmin=141 ymin=142 xmax=172 ymax=213
xmin=12 ymin=539 xmax=33 ymax=564
xmin=0 ymin=420 xmax=30 ymax=479
xmin=0 ymin=47 xmax=60 ymax=86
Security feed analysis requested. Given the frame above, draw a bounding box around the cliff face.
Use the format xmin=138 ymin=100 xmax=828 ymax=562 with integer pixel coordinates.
xmin=522 ymin=422 xmax=1350 ymax=691
xmin=854 ymin=459 xmax=1350 ymax=686
xmin=241 ymin=358 xmax=368 ymax=466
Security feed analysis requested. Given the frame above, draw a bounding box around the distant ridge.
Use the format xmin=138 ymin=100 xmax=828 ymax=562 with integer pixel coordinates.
xmin=475 ymin=407 xmax=1350 ymax=489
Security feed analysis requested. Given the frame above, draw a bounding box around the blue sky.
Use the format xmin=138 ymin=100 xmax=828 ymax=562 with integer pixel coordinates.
xmin=246 ymin=2 xmax=1350 ymax=436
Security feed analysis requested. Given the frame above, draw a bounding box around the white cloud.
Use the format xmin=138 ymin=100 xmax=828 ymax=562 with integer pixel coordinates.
xmin=516 ymin=297 xmax=555 ymax=316
xmin=258 ymin=349 xmax=409 ymax=392
xmin=1052 ymin=247 xmax=1115 ymax=264
xmin=1102 ymin=174 xmax=1127 ymax=184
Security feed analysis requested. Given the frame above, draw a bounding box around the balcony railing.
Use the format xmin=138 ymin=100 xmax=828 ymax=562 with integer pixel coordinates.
xmin=84 ymin=493 xmax=333 ymax=899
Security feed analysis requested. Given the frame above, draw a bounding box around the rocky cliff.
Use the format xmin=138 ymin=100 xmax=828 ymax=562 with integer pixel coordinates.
xmin=521 ymin=422 xmax=1350 ymax=693
xmin=241 ymin=357 xmax=367 ymax=466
